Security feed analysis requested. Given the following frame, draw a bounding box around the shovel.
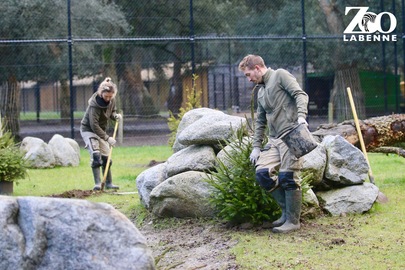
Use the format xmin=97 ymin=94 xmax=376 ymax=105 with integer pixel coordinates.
xmin=101 ymin=120 xmax=119 ymax=191
xmin=347 ymin=87 xmax=374 ymax=184
xmin=347 ymin=87 xmax=388 ymax=203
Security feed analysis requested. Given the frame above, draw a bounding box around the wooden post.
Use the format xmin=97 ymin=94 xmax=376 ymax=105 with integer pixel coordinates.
xmin=118 ymin=112 xmax=123 ymax=145
xmin=328 ymin=102 xmax=333 ymax=124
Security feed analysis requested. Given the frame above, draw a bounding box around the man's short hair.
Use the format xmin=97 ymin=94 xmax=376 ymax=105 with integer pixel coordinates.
xmin=238 ymin=54 xmax=265 ymax=71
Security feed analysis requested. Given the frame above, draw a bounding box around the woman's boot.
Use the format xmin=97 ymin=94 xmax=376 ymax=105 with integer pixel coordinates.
xmin=92 ymin=167 xmax=101 ymax=191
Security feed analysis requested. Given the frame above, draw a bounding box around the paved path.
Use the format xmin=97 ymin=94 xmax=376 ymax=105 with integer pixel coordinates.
xmin=20 ymin=117 xmax=171 ymax=147
xmin=20 ymin=115 xmax=329 ymax=147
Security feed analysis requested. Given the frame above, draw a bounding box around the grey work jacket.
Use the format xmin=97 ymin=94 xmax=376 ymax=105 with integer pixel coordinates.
xmin=253 ymin=68 xmax=308 ymax=148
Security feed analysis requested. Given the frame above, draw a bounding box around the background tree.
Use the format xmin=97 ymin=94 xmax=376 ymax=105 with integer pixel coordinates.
xmin=114 ymin=0 xmax=248 ymax=114
xmin=0 ymin=0 xmax=130 ymax=137
xmin=312 ymin=0 xmax=401 ymax=121
xmin=1 ymin=0 xmax=401 ymax=137
xmin=227 ymin=0 xmax=401 ymax=121
xmin=317 ymin=0 xmax=366 ymax=122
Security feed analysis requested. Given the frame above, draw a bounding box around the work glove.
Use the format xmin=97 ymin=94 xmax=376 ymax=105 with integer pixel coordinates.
xmin=298 ymin=116 xmax=308 ymax=126
xmin=262 ymin=143 xmax=272 ymax=151
xmin=107 ymin=137 xmax=116 ymax=147
xmin=249 ymin=147 xmax=261 ymax=165
xmin=115 ymin=113 xmax=122 ymax=122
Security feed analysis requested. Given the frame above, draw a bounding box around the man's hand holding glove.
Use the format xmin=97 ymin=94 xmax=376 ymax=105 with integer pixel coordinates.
xmin=107 ymin=137 xmax=116 ymax=147
xmin=249 ymin=147 xmax=261 ymax=165
xmin=298 ymin=116 xmax=308 ymax=126
xmin=115 ymin=113 xmax=122 ymax=122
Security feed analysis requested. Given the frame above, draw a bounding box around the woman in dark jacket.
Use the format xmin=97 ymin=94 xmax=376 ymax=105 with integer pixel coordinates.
xmin=80 ymin=77 xmax=122 ymax=190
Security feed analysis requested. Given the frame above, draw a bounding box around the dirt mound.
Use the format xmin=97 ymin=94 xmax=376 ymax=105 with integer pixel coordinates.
xmin=47 ymin=189 xmax=99 ymax=199
xmin=139 ymin=219 xmax=240 ymax=270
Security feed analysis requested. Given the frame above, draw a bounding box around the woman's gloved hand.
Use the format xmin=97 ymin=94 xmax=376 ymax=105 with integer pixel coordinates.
xmin=107 ymin=137 xmax=116 ymax=147
xmin=115 ymin=113 xmax=122 ymax=122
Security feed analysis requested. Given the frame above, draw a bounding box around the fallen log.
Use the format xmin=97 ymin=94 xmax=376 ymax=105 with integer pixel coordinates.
xmin=372 ymin=146 xmax=405 ymax=158
xmin=312 ymin=114 xmax=405 ymax=154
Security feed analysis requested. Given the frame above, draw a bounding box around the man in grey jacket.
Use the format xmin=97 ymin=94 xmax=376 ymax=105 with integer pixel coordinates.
xmin=239 ymin=54 xmax=309 ymax=233
xmin=80 ymin=77 xmax=122 ymax=190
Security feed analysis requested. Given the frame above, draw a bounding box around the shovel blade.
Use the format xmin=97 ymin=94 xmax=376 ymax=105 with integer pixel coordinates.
xmin=376 ymin=191 xmax=389 ymax=204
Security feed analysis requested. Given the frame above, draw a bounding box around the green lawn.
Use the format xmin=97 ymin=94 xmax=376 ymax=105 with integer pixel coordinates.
xmin=20 ymin=111 xmax=86 ymax=121
xmin=231 ymin=153 xmax=405 ymax=269
xmin=11 ymin=148 xmax=405 ymax=269
xmin=13 ymin=145 xmax=172 ymax=216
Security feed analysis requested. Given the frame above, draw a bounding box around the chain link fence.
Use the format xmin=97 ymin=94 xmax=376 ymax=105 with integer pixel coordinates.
xmin=1 ymin=0 xmax=404 ymax=146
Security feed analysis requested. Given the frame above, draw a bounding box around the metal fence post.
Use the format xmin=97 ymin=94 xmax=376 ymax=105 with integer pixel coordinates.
xmin=67 ymin=0 xmax=75 ymax=139
xmin=189 ymin=0 xmax=196 ymax=76
xmin=301 ymin=0 xmax=308 ymax=94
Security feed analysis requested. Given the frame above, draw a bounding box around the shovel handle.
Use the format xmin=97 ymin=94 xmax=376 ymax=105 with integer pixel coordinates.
xmin=347 ymin=87 xmax=375 ymax=184
xmin=101 ymin=121 xmax=119 ymax=190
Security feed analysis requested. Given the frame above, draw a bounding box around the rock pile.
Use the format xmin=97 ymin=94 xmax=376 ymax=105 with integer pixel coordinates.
xmin=20 ymin=134 xmax=80 ymax=168
xmin=137 ymin=108 xmax=380 ymax=217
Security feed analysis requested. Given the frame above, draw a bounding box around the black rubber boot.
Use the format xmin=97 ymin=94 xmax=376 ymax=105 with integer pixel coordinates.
xmin=92 ymin=167 xmax=101 ymax=191
xmin=102 ymin=156 xmax=119 ymax=190
xmin=269 ymin=188 xmax=286 ymax=228
xmin=272 ymin=189 xmax=301 ymax=233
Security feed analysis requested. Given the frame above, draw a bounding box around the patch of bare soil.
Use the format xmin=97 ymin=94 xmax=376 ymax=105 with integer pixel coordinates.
xmin=137 ymin=209 xmax=338 ymax=270
xmin=139 ymin=219 xmax=240 ymax=270
xmin=47 ymin=189 xmax=105 ymax=199
xmin=46 ymin=187 xmax=351 ymax=269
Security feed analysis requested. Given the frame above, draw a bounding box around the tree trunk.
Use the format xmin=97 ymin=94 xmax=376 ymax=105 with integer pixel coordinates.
xmin=167 ymin=44 xmax=184 ymax=115
xmin=318 ymin=0 xmax=345 ymax=34
xmin=312 ymin=114 xmax=405 ymax=152
xmin=116 ymin=47 xmax=157 ymax=116
xmin=121 ymin=66 xmax=143 ymax=116
xmin=0 ymin=75 xmax=21 ymax=140
xmin=102 ymin=46 xmax=120 ymax=110
xmin=331 ymin=66 xmax=366 ymax=122
xmin=373 ymin=147 xmax=405 ymax=158
xmin=318 ymin=0 xmax=366 ymax=122
xmin=60 ymin=80 xmax=70 ymax=123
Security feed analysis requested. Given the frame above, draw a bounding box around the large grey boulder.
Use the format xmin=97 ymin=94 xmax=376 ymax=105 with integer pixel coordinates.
xmin=304 ymin=189 xmax=320 ymax=207
xmin=136 ymin=162 xmax=168 ymax=209
xmin=177 ymin=108 xmax=222 ymax=133
xmin=20 ymin=135 xmax=80 ymax=168
xmin=321 ymin=135 xmax=369 ymax=188
xmin=317 ymin=183 xmax=379 ymax=216
xmin=48 ymin=134 xmax=80 ymax=167
xmin=0 ymin=196 xmax=155 ymax=270
xmin=217 ymin=137 xmax=251 ymax=170
xmin=65 ymin=137 xmax=81 ymax=161
xmin=149 ymin=171 xmax=214 ymax=218
xmin=301 ymin=144 xmax=327 ymax=187
xmin=166 ymin=145 xmax=217 ymax=177
xmin=20 ymin=137 xmax=56 ymax=168
xmin=173 ymin=108 xmax=246 ymax=152
xmin=173 ymin=108 xmax=223 ymax=152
